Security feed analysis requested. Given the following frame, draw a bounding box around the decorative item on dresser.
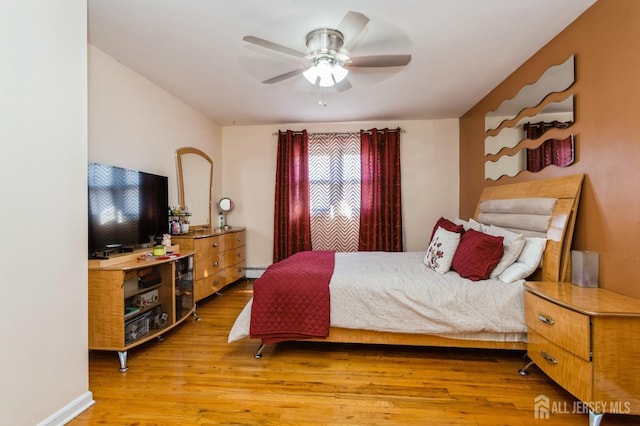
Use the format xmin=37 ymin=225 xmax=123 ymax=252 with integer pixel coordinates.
xmin=88 ymin=248 xmax=195 ymax=372
xmin=172 ymin=227 xmax=246 ymax=306
xmin=520 ymin=281 xmax=640 ymax=426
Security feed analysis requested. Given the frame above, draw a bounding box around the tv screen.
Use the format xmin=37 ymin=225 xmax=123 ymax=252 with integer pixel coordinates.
xmin=88 ymin=162 xmax=168 ymax=257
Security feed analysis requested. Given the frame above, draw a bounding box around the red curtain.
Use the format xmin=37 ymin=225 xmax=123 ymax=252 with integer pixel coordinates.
xmin=273 ymin=130 xmax=312 ymax=263
xmin=524 ymin=121 xmax=575 ymax=173
xmin=358 ymin=128 xmax=403 ymax=252
xmin=526 ymin=135 xmax=575 ymax=173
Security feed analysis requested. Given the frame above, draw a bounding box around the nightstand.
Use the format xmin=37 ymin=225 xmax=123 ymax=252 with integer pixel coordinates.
xmin=521 ymin=281 xmax=640 ymax=426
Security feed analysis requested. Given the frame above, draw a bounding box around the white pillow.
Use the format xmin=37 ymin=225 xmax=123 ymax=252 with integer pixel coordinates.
xmin=454 ymin=217 xmax=485 ymax=232
xmin=424 ymin=226 xmax=461 ymax=274
xmin=453 ymin=217 xmax=469 ymax=228
xmin=485 ymin=225 xmax=526 ymax=278
xmin=498 ymin=237 xmax=547 ymax=283
xmin=468 ymin=218 xmax=488 ymax=232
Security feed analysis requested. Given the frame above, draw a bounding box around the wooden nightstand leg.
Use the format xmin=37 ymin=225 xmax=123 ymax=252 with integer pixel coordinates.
xmin=589 ymin=410 xmax=603 ymax=426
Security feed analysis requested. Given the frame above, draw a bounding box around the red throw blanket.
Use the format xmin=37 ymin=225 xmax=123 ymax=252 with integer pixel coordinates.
xmin=250 ymin=250 xmax=335 ymax=344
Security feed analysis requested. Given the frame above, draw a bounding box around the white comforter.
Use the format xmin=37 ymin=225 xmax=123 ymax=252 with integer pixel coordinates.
xmin=228 ymin=251 xmax=526 ymax=343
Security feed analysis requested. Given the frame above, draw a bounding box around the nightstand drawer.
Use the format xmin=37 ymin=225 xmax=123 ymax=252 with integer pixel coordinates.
xmin=528 ymin=330 xmax=593 ymax=403
xmin=525 ymin=291 xmax=591 ymax=360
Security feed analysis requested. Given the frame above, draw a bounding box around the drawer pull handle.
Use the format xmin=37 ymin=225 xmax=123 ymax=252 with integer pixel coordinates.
xmin=213 ymin=261 xmax=219 ymax=267
xmin=212 ymin=242 xmax=219 ymax=247
xmin=538 ymin=314 xmax=555 ymax=325
xmin=541 ymin=350 xmax=558 ymax=364
xmin=237 ymin=237 xmax=243 ymax=241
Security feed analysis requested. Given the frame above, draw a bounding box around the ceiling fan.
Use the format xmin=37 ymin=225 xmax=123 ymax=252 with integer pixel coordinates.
xmin=242 ymin=11 xmax=411 ymax=90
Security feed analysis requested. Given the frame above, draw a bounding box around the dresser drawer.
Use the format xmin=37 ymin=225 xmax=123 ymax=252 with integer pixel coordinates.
xmin=194 ymin=272 xmax=226 ymax=301
xmin=528 ymin=330 xmax=593 ymax=403
xmin=195 ymin=253 xmax=225 ymax=280
xmin=225 ymin=260 xmax=246 ymax=284
xmin=525 ymin=291 xmax=591 ymax=360
xmin=222 ymin=231 xmax=246 ymax=250
xmin=224 ymin=245 xmax=246 ymax=267
xmin=194 ymin=235 xmax=224 ymax=259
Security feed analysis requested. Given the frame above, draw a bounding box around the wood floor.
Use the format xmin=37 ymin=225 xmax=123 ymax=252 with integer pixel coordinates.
xmin=71 ymin=280 xmax=639 ymax=425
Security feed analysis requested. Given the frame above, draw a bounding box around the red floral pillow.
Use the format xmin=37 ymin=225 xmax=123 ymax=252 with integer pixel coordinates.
xmin=451 ymin=229 xmax=504 ymax=281
xmin=430 ymin=217 xmax=464 ymax=242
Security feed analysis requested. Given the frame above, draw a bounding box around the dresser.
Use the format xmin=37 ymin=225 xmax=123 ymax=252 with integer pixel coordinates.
xmin=523 ymin=281 xmax=640 ymax=425
xmin=172 ymin=227 xmax=246 ymax=302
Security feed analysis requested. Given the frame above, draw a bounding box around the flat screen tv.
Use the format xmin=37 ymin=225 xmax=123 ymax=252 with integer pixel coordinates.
xmin=88 ymin=162 xmax=168 ymax=257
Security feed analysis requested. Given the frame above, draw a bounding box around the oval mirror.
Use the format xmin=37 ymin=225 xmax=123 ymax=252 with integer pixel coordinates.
xmin=176 ymin=147 xmax=213 ymax=228
xmin=218 ymin=197 xmax=234 ymax=213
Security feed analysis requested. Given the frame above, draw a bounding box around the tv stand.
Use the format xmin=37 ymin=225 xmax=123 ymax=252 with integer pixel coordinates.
xmin=88 ymin=246 xmax=195 ymax=371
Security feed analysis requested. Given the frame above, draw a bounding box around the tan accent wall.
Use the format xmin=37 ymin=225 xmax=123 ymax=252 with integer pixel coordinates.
xmin=460 ymin=0 xmax=640 ymax=298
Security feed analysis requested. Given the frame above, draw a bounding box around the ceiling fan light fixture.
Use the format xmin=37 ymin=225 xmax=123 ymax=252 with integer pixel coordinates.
xmin=244 ymin=11 xmax=411 ymax=89
xmin=332 ymin=63 xmax=348 ymax=83
xmin=304 ymin=58 xmax=348 ymax=88
xmin=316 ymin=59 xmax=335 ymax=87
xmin=319 ymin=74 xmax=334 ymax=88
xmin=302 ymin=66 xmax=319 ymax=84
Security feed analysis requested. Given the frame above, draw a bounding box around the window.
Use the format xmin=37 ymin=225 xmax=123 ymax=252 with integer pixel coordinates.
xmin=308 ymin=132 xmax=361 ymax=252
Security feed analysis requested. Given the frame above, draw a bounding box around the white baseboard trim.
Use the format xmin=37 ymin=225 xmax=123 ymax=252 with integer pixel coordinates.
xmin=245 ymin=266 xmax=266 ymax=279
xmin=38 ymin=391 xmax=94 ymax=426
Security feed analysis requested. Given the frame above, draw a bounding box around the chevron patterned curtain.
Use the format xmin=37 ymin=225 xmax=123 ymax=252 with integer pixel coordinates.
xmin=308 ymin=132 xmax=361 ymax=252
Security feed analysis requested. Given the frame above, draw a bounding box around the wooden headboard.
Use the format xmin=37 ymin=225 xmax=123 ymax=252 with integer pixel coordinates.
xmin=472 ymin=174 xmax=584 ymax=282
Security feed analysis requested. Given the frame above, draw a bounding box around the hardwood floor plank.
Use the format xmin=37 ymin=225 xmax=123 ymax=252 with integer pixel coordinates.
xmin=70 ymin=280 xmax=639 ymax=425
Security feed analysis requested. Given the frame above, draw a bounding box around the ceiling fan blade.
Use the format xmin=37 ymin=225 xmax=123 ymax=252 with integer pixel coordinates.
xmin=262 ymin=68 xmax=306 ymax=84
xmin=243 ymin=35 xmax=307 ymax=59
xmin=347 ymin=54 xmax=412 ymax=68
xmin=337 ymin=11 xmax=369 ymax=49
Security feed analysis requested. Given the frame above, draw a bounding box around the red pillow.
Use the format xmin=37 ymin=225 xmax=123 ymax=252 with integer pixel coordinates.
xmin=451 ymin=229 xmax=504 ymax=281
xmin=430 ymin=217 xmax=464 ymax=242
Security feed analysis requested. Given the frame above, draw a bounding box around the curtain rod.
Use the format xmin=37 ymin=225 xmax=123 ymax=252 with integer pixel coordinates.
xmin=272 ymin=129 xmax=405 ymax=136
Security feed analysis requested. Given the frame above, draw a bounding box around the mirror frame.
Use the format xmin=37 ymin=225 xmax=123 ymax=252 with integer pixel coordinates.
xmin=176 ymin=147 xmax=213 ymax=228
xmin=218 ymin=197 xmax=234 ymax=213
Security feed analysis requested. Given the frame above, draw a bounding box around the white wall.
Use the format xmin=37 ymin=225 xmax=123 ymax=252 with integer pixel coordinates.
xmin=88 ymin=45 xmax=223 ymax=217
xmin=222 ymin=119 xmax=460 ymax=268
xmin=0 ymin=1 xmax=93 ymax=424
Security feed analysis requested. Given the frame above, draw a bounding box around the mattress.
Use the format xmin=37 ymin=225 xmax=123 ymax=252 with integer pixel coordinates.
xmin=228 ymin=251 xmax=527 ymax=343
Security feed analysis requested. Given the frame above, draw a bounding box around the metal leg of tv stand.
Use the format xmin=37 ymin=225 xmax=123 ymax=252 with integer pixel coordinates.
xmin=193 ymin=308 xmax=202 ymax=322
xmin=118 ymin=351 xmax=129 ymax=372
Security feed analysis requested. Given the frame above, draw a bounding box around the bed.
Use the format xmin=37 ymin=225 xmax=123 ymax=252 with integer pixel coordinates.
xmin=228 ymin=174 xmax=584 ymax=356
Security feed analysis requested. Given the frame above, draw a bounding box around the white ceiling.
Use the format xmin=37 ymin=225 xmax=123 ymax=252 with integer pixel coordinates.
xmin=88 ymin=0 xmax=596 ymax=126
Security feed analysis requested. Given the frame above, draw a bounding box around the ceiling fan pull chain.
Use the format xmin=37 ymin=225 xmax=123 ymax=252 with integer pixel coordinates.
xmin=318 ymin=87 xmax=327 ymax=107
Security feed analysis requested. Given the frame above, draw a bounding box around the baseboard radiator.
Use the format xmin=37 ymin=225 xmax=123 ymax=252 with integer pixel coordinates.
xmin=244 ymin=266 xmax=267 ymax=279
